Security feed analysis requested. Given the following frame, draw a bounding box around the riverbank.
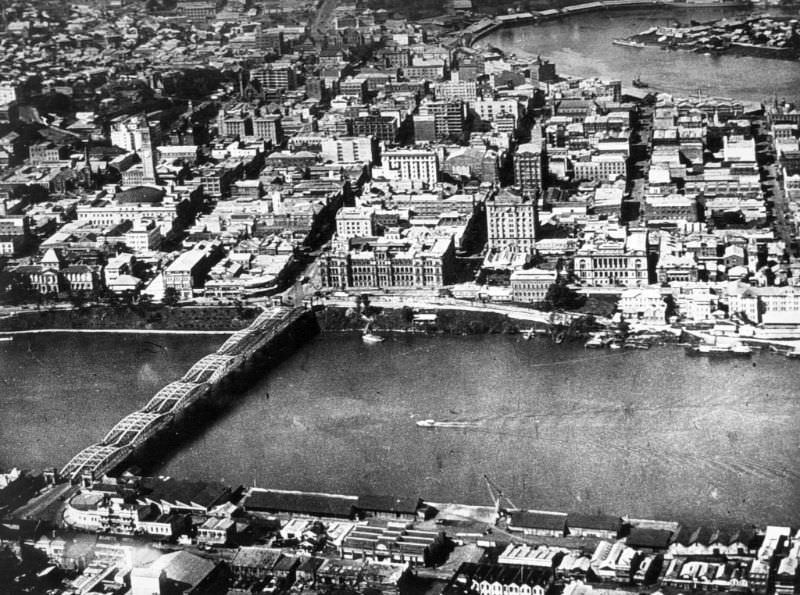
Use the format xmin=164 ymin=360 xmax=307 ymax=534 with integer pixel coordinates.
xmin=620 ymin=15 xmax=800 ymax=61
xmin=464 ymin=0 xmax=754 ymax=46
xmin=0 ymin=304 xmax=260 ymax=333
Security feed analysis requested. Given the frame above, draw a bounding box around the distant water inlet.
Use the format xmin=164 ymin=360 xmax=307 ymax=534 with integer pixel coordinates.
xmin=483 ymin=6 xmax=800 ymax=103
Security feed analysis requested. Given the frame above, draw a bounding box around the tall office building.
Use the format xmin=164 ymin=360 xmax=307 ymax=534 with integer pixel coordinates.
xmin=486 ymin=187 xmax=537 ymax=254
xmin=514 ymin=139 xmax=545 ymax=197
xmin=139 ymin=122 xmax=158 ymax=185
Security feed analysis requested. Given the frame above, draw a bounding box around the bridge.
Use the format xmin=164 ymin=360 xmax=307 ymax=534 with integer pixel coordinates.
xmin=60 ymin=305 xmax=310 ymax=484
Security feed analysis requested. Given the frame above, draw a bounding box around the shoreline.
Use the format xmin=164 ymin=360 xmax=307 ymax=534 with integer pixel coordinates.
xmin=465 ymin=0 xmax=755 ymax=46
xmin=0 ymin=328 xmax=235 ymax=336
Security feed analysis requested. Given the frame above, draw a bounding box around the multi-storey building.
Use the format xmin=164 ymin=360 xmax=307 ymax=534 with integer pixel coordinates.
xmin=320 ymin=234 xmax=455 ymax=290
xmin=642 ymin=193 xmax=698 ymax=222
xmin=573 ymin=153 xmax=627 ymax=183
xmin=138 ymin=124 xmax=158 ymax=185
xmin=110 ymin=114 xmax=147 ymax=152
xmin=381 ymin=148 xmax=438 ymax=186
xmin=163 ymin=246 xmax=211 ymax=300
xmin=510 ymin=268 xmax=555 ymax=304
xmin=418 ymin=99 xmax=465 ymax=139
xmin=176 ymin=1 xmax=216 ymax=24
xmin=252 ymin=115 xmax=282 ymax=145
xmin=320 ymin=137 xmax=374 ymax=164
xmin=433 ymin=80 xmax=478 ymax=102
xmin=404 ymin=59 xmax=446 ymax=81
xmin=0 ymin=83 xmax=18 ymax=104
xmin=250 ymin=64 xmax=296 ymax=90
xmin=486 ymin=187 xmax=537 ymax=253
xmin=336 ymin=207 xmax=375 ymax=239
xmin=514 ymin=140 xmax=545 ymax=196
xmin=574 ymin=233 xmax=649 ymax=287
xmin=471 ymin=99 xmax=520 ymax=126
xmin=352 ymin=115 xmax=398 ymax=143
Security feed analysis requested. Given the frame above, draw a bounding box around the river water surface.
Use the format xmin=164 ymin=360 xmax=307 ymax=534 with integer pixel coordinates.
xmin=483 ymin=6 xmax=800 ymax=103
xmin=3 ymin=332 xmax=799 ymax=528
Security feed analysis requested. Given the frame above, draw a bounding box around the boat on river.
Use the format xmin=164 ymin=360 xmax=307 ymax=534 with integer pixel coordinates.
xmin=685 ymin=339 xmax=752 ymax=357
xmin=612 ymin=38 xmax=646 ymax=48
xmin=362 ymin=320 xmax=384 ymax=344
xmin=416 ymin=419 xmax=478 ymax=429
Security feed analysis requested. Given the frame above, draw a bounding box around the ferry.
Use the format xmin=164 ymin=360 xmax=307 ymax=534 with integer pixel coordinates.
xmin=416 ymin=419 xmax=478 ymax=429
xmin=685 ymin=342 xmax=752 ymax=357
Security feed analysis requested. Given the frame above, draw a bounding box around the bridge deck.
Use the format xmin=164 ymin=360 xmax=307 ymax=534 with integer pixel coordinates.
xmin=59 ymin=306 xmax=309 ymax=483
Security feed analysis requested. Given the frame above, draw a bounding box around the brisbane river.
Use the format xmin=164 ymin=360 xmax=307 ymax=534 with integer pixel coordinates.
xmin=2 ymin=330 xmax=799 ymax=528
xmin=483 ymin=6 xmax=800 ymax=103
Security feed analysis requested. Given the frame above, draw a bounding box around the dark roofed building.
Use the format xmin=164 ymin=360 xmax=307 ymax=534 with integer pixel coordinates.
xmin=508 ymin=511 xmax=567 ymax=537
xmin=244 ymin=489 xmax=356 ymax=519
xmin=230 ymin=547 xmax=282 ymax=580
xmin=141 ymin=478 xmax=234 ymax=514
xmin=626 ymin=527 xmax=673 ymax=551
xmin=130 ymin=550 xmax=227 ymax=595
xmin=115 ymin=186 xmax=166 ymax=204
xmin=567 ymin=513 xmax=621 ymax=540
xmin=296 ymin=556 xmax=325 ymax=583
xmin=356 ymin=495 xmax=422 ymax=520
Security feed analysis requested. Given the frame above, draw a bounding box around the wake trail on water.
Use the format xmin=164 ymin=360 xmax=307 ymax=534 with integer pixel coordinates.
xmin=445 ymin=420 xmax=798 ymax=483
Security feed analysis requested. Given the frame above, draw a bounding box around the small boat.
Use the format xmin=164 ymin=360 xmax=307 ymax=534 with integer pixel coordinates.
xmin=521 ymin=329 xmax=534 ymax=341
xmin=612 ymin=38 xmax=646 ymax=48
xmin=0 ymin=337 xmax=12 ymax=342
xmin=362 ymin=320 xmax=384 ymax=344
xmin=786 ymin=347 xmax=800 ymax=359
xmin=585 ymin=333 xmax=606 ymax=349
xmin=608 ymin=340 xmax=623 ymax=350
xmin=416 ymin=419 xmax=437 ymax=428
xmin=362 ymin=332 xmax=384 ymax=344
xmin=632 ymin=75 xmax=648 ymax=88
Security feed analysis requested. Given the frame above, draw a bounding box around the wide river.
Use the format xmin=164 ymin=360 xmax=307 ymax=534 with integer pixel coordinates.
xmin=483 ymin=6 xmax=800 ymax=103
xmin=2 ymin=331 xmax=799 ymax=527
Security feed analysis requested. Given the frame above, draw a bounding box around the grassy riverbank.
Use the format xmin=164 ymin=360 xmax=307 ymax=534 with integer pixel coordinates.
xmin=0 ymin=304 xmax=260 ymax=333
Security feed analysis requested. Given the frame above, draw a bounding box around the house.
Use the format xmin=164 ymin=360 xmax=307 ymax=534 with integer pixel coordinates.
xmin=196 ymin=517 xmax=235 ymax=546
xmin=295 ymin=555 xmax=325 ymax=584
xmin=0 ymin=234 xmax=23 ymax=255
xmin=618 ymin=289 xmax=666 ymax=324
xmin=444 ymin=562 xmax=553 ymax=595
xmin=62 ymin=264 xmax=96 ymax=293
xmin=508 ymin=511 xmax=567 ymax=537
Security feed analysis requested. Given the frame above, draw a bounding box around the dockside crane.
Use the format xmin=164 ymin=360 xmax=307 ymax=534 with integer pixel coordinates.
xmin=484 ymin=474 xmax=519 ymax=524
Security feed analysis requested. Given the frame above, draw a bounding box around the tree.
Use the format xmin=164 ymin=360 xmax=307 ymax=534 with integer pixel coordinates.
xmin=162 ymin=287 xmax=180 ymax=307
xmin=544 ymin=281 xmax=586 ymax=311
